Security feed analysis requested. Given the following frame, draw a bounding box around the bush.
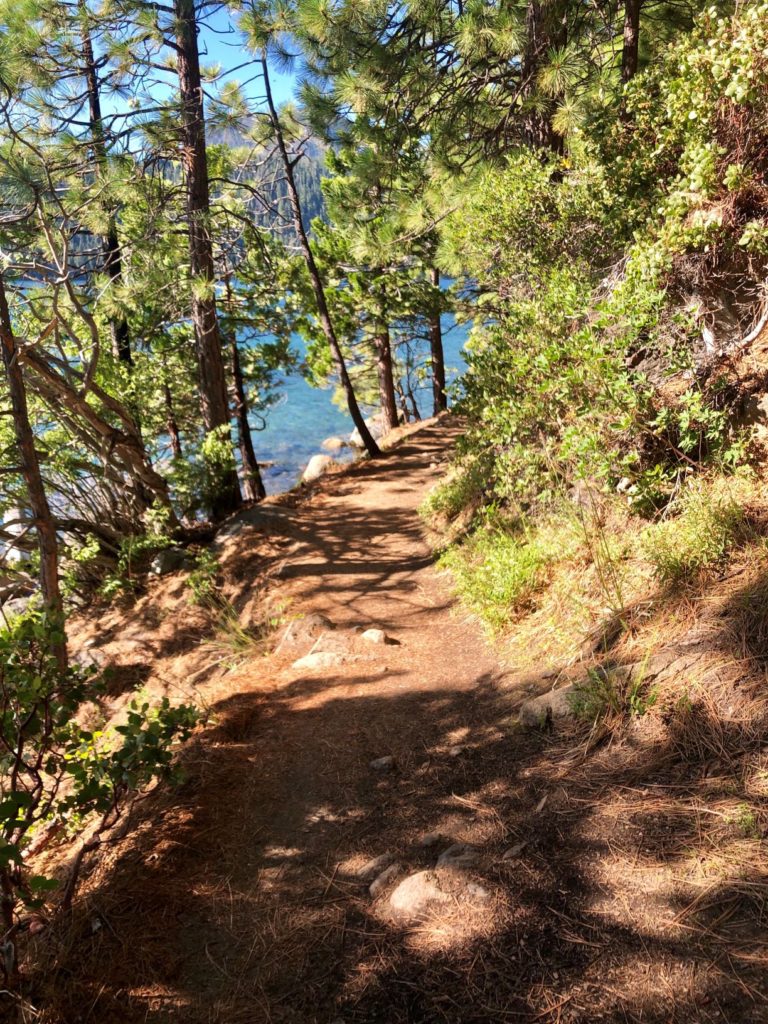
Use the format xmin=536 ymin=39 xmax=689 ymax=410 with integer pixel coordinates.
xmin=0 ymin=612 xmax=197 ymax=981
xmin=642 ymin=484 xmax=745 ymax=583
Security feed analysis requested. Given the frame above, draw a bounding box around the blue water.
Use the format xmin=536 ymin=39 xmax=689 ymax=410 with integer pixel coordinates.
xmin=251 ymin=316 xmax=469 ymax=495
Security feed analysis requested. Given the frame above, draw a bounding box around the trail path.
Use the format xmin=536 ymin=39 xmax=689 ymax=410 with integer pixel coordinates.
xmin=56 ymin=418 xmax=766 ymax=1024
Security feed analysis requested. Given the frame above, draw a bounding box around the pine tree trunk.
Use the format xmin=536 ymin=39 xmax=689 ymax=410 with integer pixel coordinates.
xmin=230 ymin=334 xmax=266 ymax=502
xmin=429 ymin=268 xmax=447 ymax=414
xmin=175 ymin=0 xmax=241 ymax=517
xmin=374 ymin=322 xmax=398 ymax=432
xmin=0 ymin=279 xmax=66 ymax=671
xmin=163 ymin=379 xmax=182 ymax=459
xmin=261 ymin=53 xmax=382 ymax=460
xmin=80 ymin=3 xmax=132 ymax=366
xmin=621 ymin=0 xmax=641 ymax=85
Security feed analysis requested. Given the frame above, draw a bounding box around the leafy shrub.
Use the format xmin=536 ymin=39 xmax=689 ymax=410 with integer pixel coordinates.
xmin=642 ymin=485 xmax=745 ymax=583
xmin=0 ymin=612 xmax=197 ymax=980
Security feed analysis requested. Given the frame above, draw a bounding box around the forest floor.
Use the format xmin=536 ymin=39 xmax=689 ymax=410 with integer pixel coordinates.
xmin=22 ymin=416 xmax=768 ymax=1024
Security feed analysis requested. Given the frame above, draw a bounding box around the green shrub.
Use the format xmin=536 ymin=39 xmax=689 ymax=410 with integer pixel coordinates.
xmin=642 ymin=486 xmax=745 ymax=583
xmin=438 ymin=518 xmax=577 ymax=631
xmin=0 ymin=611 xmax=197 ymax=979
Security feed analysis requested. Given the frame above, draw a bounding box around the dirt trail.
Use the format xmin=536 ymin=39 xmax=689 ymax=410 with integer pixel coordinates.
xmin=39 ymin=419 xmax=768 ymax=1024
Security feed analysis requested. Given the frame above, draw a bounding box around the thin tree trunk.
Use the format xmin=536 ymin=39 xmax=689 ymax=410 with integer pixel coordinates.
xmin=80 ymin=2 xmax=132 ymax=366
xmin=0 ymin=278 xmax=66 ymax=671
xmin=261 ymin=53 xmax=381 ymax=459
xmin=374 ymin=321 xmax=398 ymax=432
xmin=621 ymin=0 xmax=641 ymax=85
xmin=429 ymin=267 xmax=447 ymax=414
xmin=175 ymin=0 xmax=241 ymax=517
xmin=230 ymin=334 xmax=266 ymax=502
xmin=164 ymin=382 xmax=182 ymax=459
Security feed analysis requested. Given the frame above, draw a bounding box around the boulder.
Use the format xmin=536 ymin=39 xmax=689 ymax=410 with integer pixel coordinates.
xmin=361 ymin=627 xmax=388 ymax=645
xmin=357 ymin=852 xmax=396 ymax=882
xmin=321 ymin=436 xmax=348 ymax=452
xmin=150 ymin=547 xmax=191 ymax=576
xmin=519 ymin=685 xmax=577 ymax=728
xmin=301 ymin=454 xmax=335 ymax=484
xmin=348 ymin=409 xmax=406 ymax=449
xmin=291 ymin=650 xmax=346 ymax=672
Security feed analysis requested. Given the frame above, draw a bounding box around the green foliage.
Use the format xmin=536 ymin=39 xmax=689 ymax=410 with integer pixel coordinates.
xmin=570 ymin=667 xmax=659 ymax=722
xmin=642 ymin=484 xmax=745 ymax=583
xmin=438 ymin=517 xmax=578 ymax=631
xmin=187 ymin=549 xmax=222 ymax=608
xmin=0 ymin=611 xmax=196 ymax=962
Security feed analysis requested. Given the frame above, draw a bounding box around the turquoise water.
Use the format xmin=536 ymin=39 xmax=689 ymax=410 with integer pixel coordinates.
xmin=251 ymin=317 xmax=469 ymax=495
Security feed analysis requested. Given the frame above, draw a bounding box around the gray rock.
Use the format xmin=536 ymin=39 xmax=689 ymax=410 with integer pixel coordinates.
xmin=436 ymin=843 xmax=480 ymax=870
xmin=358 ymin=852 xmax=395 ymax=882
xmin=519 ymin=685 xmax=577 ymax=728
xmin=361 ymin=627 xmax=388 ymax=645
xmin=301 ymin=454 xmax=335 ymax=484
xmin=0 ymin=595 xmax=32 ymax=620
xmin=369 ymin=862 xmax=401 ymax=898
xmin=447 ymin=745 xmax=465 ymax=758
xmin=348 ymin=409 xmax=405 ymax=448
xmin=416 ymin=831 xmax=444 ymax=849
xmin=291 ymin=650 xmax=346 ymax=671
xmin=72 ymin=647 xmax=108 ymax=672
xmin=321 ymin=436 xmax=348 ymax=452
xmin=150 ymin=547 xmax=191 ymax=576
xmin=369 ymin=755 xmax=395 ymax=772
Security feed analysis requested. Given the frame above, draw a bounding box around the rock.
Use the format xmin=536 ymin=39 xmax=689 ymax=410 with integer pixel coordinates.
xmin=369 ymin=755 xmax=395 ymax=772
xmin=0 ymin=595 xmax=31 ymax=620
xmin=275 ymin=613 xmax=333 ymax=656
xmin=291 ymin=650 xmax=346 ymax=671
xmin=301 ymin=454 xmax=335 ymax=484
xmin=361 ymin=628 xmax=388 ymax=645
xmin=72 ymin=647 xmax=108 ymax=672
xmin=436 ymin=843 xmax=480 ymax=870
xmin=321 ymin=436 xmax=348 ymax=452
xmin=501 ymin=841 xmax=527 ymax=861
xmin=447 ymin=745 xmax=465 ymax=758
xmin=369 ymin=862 xmax=401 ymax=898
xmin=519 ymin=685 xmax=577 ymax=728
xmin=416 ymin=831 xmax=444 ymax=849
xmin=348 ymin=409 xmax=405 ymax=448
xmin=150 ymin=547 xmax=191 ymax=576
xmin=388 ymin=870 xmax=452 ymax=921
xmin=358 ymin=852 xmax=396 ymax=882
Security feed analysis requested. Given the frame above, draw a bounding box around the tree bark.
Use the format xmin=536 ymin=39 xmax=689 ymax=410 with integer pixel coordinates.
xmin=374 ymin=321 xmax=398 ymax=432
xmin=230 ymin=334 xmax=266 ymax=502
xmin=429 ymin=267 xmax=447 ymax=414
xmin=80 ymin=1 xmax=132 ymax=366
xmin=261 ymin=53 xmax=382 ymax=459
xmin=0 ymin=278 xmax=66 ymax=671
xmin=164 ymin=382 xmax=182 ymax=460
xmin=621 ymin=0 xmax=641 ymax=85
xmin=174 ymin=0 xmax=241 ymax=517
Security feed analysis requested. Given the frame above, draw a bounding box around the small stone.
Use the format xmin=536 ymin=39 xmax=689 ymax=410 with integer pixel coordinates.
xmin=519 ymin=685 xmax=576 ymax=728
xmin=275 ymin=613 xmax=333 ymax=655
xmin=361 ymin=628 xmax=388 ymax=645
xmin=501 ymin=841 xmax=527 ymax=861
xmin=416 ymin=831 xmax=443 ymax=849
xmin=291 ymin=651 xmax=345 ymax=671
xmin=447 ymin=745 xmax=464 ymax=758
xmin=437 ymin=843 xmax=480 ymax=869
xmin=369 ymin=755 xmax=395 ymax=772
xmin=388 ymin=870 xmax=451 ymax=921
xmin=357 ymin=852 xmax=395 ymax=881
xmin=369 ymin=862 xmax=401 ymax=898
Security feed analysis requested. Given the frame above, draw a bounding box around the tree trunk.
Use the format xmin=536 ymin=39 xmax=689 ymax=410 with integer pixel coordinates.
xmin=80 ymin=2 xmax=132 ymax=366
xmin=174 ymin=0 xmax=241 ymax=517
xmin=621 ymin=0 xmax=641 ymax=85
xmin=374 ymin=322 xmax=398 ymax=432
xmin=230 ymin=334 xmax=266 ymax=502
xmin=261 ymin=53 xmax=382 ymax=459
xmin=521 ymin=0 xmax=566 ymax=153
xmin=429 ymin=267 xmax=447 ymax=415
xmin=0 ymin=278 xmax=66 ymax=671
xmin=164 ymin=382 xmax=182 ymax=459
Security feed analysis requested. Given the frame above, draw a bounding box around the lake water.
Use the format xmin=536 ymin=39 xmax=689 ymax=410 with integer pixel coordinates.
xmin=252 ymin=316 xmax=470 ymax=495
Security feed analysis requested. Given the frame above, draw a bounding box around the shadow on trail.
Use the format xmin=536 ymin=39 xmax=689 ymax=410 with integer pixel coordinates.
xmin=25 ymin=666 xmax=768 ymax=1024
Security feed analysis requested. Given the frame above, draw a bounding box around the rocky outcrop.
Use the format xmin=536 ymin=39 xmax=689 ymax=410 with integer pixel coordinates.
xmin=301 ymin=454 xmax=336 ymax=484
